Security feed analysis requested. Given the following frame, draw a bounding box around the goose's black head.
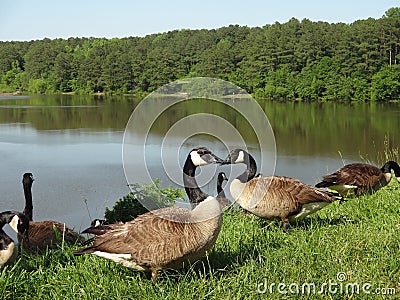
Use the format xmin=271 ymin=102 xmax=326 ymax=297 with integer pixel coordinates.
xmin=218 ymin=172 xmax=228 ymax=183
xmin=221 ymin=149 xmax=248 ymax=165
xmin=22 ymin=173 xmax=34 ymax=186
xmin=188 ymin=147 xmax=223 ymax=167
xmin=3 ymin=211 xmax=30 ymax=244
xmin=183 ymin=147 xmax=223 ymax=207
xmin=15 ymin=213 xmax=29 ymax=239
xmin=381 ymin=161 xmax=400 ymax=182
xmin=220 ymin=149 xmax=257 ymax=183
xmin=381 ymin=161 xmax=400 ymax=175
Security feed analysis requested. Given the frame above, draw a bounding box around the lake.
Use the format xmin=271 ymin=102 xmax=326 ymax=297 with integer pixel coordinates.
xmin=0 ymin=94 xmax=399 ymax=232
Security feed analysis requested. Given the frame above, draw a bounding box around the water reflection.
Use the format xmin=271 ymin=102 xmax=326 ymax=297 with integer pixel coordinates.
xmin=0 ymin=94 xmax=137 ymax=130
xmin=262 ymin=101 xmax=400 ymax=159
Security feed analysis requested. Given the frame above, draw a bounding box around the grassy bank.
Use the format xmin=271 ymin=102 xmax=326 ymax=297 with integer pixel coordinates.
xmin=1 ymin=182 xmax=399 ymax=299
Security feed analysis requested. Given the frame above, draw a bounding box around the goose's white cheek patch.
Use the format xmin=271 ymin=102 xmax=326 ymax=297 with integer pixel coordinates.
xmin=234 ymin=151 xmax=245 ymax=164
xmin=190 ymin=151 xmax=207 ymax=166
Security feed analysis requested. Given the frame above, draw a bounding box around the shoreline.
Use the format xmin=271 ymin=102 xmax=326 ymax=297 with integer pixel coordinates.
xmin=0 ymin=91 xmax=21 ymax=96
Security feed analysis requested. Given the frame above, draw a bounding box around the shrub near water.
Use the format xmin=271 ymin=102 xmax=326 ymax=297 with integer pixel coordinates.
xmin=104 ymin=179 xmax=185 ymax=223
xmin=1 ymin=180 xmax=399 ymax=299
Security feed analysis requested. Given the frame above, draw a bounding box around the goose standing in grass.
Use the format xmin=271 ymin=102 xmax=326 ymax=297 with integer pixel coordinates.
xmin=221 ymin=149 xmax=343 ymax=229
xmin=73 ymin=147 xmax=223 ymax=280
xmin=0 ymin=211 xmax=29 ymax=267
xmin=19 ymin=173 xmax=84 ymax=251
xmin=315 ymin=161 xmax=400 ymax=197
xmin=216 ymin=172 xmax=230 ymax=208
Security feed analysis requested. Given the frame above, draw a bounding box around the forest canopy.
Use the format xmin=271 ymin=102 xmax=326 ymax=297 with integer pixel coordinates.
xmin=1 ymin=7 xmax=400 ymax=101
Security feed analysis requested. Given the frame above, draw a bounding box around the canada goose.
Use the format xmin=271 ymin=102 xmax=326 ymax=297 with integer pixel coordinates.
xmin=221 ymin=149 xmax=342 ymax=228
xmin=73 ymin=147 xmax=223 ymax=279
xmin=315 ymin=161 xmax=400 ymax=197
xmin=19 ymin=173 xmax=84 ymax=251
xmin=216 ymin=172 xmax=230 ymax=208
xmin=0 ymin=211 xmax=29 ymax=267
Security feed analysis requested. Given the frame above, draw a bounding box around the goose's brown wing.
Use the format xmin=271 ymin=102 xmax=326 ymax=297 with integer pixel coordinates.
xmin=249 ymin=176 xmax=335 ymax=203
xmin=25 ymin=220 xmax=84 ymax=251
xmin=87 ymin=207 xmax=210 ymax=268
xmin=241 ymin=176 xmax=336 ymax=220
xmin=270 ymin=176 xmax=336 ymax=203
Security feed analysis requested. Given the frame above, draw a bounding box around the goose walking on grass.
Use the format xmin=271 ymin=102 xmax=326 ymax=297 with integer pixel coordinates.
xmin=315 ymin=161 xmax=400 ymax=197
xmin=19 ymin=173 xmax=84 ymax=252
xmin=0 ymin=211 xmax=29 ymax=267
xmin=221 ymin=149 xmax=343 ymax=229
xmin=73 ymin=147 xmax=223 ymax=280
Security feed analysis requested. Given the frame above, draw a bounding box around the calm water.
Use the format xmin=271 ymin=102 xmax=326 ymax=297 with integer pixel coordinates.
xmin=0 ymin=95 xmax=399 ymax=232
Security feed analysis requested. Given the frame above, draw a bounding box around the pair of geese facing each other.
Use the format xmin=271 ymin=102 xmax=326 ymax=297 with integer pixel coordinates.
xmin=73 ymin=148 xmax=400 ymax=280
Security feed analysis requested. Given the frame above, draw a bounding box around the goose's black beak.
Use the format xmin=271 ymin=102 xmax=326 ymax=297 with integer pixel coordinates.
xmin=220 ymin=155 xmax=232 ymax=165
xmin=212 ymin=154 xmax=224 ymax=164
xmin=202 ymin=153 xmax=224 ymax=164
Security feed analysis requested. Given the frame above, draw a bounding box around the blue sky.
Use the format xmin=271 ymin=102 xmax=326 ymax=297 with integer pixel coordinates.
xmin=0 ymin=0 xmax=398 ymax=41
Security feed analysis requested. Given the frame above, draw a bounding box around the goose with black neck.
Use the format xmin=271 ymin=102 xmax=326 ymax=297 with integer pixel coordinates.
xmin=74 ymin=147 xmax=224 ymax=280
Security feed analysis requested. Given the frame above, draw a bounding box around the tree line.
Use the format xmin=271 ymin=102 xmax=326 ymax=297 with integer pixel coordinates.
xmin=1 ymin=7 xmax=400 ymax=101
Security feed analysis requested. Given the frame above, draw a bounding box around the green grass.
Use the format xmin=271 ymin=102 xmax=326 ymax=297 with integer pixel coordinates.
xmin=1 ymin=182 xmax=400 ymax=299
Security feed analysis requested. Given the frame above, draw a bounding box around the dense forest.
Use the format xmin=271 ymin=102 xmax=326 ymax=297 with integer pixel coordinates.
xmin=1 ymin=7 xmax=400 ymax=101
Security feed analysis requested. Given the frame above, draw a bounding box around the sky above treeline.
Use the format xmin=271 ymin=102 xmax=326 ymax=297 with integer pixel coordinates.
xmin=0 ymin=0 xmax=398 ymax=41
